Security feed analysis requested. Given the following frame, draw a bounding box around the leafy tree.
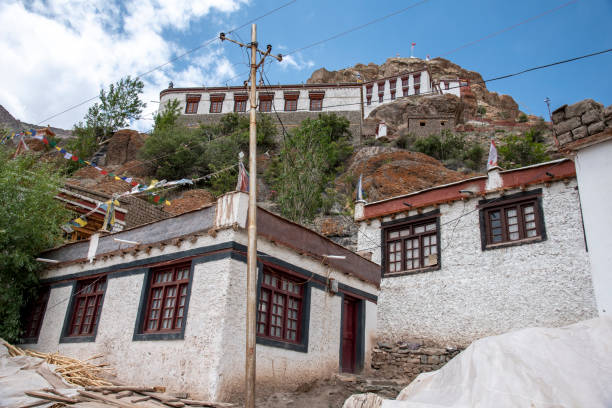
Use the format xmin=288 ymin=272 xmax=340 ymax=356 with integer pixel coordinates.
xmin=62 ymin=124 xmax=99 ymax=173
xmin=0 ymin=150 xmax=69 ymax=342
xmin=498 ymin=129 xmax=549 ymax=169
xmin=141 ymin=112 xmax=277 ymax=194
xmin=267 ymin=113 xmax=353 ymax=222
xmin=84 ymin=76 xmax=146 ymax=142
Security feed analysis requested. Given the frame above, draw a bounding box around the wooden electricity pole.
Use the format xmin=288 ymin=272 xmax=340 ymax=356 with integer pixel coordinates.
xmin=220 ymin=25 xmax=282 ymax=408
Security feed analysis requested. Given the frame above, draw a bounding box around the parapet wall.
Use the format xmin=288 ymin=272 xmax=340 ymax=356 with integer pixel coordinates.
xmin=552 ymin=99 xmax=612 ymax=147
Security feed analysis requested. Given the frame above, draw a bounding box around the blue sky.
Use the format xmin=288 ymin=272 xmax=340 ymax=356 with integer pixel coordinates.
xmin=1 ymin=0 xmax=610 ymax=130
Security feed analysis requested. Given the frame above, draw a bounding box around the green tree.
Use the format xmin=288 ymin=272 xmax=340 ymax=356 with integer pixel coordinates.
xmin=141 ymin=112 xmax=277 ymax=194
xmin=267 ymin=113 xmax=353 ymax=222
xmin=62 ymin=124 xmax=99 ymax=173
xmin=498 ymin=129 xmax=550 ymax=169
xmin=153 ymin=99 xmax=181 ymax=131
xmin=84 ymin=76 xmax=146 ymax=142
xmin=0 ymin=150 xmax=70 ymax=342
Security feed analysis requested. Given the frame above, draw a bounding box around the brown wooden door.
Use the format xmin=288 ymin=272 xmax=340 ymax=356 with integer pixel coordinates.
xmin=341 ymin=296 xmax=358 ymax=373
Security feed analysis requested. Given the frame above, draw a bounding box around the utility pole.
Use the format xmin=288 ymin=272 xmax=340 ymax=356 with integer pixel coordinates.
xmin=220 ymin=26 xmax=282 ymax=408
xmin=544 ymin=97 xmax=559 ymax=147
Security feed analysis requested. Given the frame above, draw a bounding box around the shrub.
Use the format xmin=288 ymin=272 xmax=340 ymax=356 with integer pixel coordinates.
xmin=477 ymin=105 xmax=487 ymax=116
xmin=412 ymin=130 xmax=484 ymax=171
xmin=517 ymin=113 xmax=528 ymax=123
xmin=267 ymin=114 xmax=353 ymax=222
xmin=498 ymin=129 xmax=549 ymax=168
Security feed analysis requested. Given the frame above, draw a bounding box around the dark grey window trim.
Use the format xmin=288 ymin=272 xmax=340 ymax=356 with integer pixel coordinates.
xmin=41 ymin=242 xmax=377 ymax=303
xmin=380 ymin=209 xmax=441 ymax=278
xmin=338 ymin=293 xmax=366 ymax=373
xmin=478 ymin=189 xmax=547 ymax=251
xmin=132 ymin=263 xmax=194 ymax=342
xmin=59 ymin=280 xmax=107 ymax=344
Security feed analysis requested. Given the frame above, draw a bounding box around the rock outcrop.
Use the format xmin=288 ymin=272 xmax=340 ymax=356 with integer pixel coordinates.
xmin=345 ymin=147 xmax=474 ymax=202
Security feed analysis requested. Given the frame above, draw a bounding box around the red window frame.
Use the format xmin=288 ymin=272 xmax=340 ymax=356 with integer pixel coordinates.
xmin=377 ymin=81 xmax=385 ymax=102
xmin=413 ymin=73 xmax=421 ymax=85
xmin=390 ymin=80 xmax=396 ymax=100
xmin=385 ymin=217 xmax=438 ymax=275
xmin=259 ymin=99 xmax=272 ymax=112
xmin=284 ymin=93 xmax=299 ymax=112
xmin=143 ymin=263 xmax=190 ymax=333
xmin=414 ymin=84 xmax=420 ymax=95
xmin=309 ymin=92 xmax=324 ymax=111
xmin=234 ymin=100 xmax=247 ymax=112
xmin=209 ymin=94 xmax=225 ymax=113
xmin=68 ymin=277 xmax=106 ymax=337
xmin=401 ymin=77 xmax=409 ymax=96
xmin=257 ymin=268 xmax=303 ymax=344
xmin=483 ymin=198 xmax=542 ymax=246
xmin=185 ymin=95 xmax=201 ymax=114
xmin=185 ymin=101 xmax=199 ymax=114
xmin=23 ymin=287 xmax=50 ymax=339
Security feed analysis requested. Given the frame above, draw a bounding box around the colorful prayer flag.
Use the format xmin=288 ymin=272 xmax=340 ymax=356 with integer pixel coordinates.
xmin=236 ymin=161 xmax=249 ymax=192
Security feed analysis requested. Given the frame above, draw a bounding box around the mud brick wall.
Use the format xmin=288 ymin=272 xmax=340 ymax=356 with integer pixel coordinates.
xmin=370 ymin=339 xmax=462 ymax=381
xmin=552 ymin=99 xmax=612 ymax=146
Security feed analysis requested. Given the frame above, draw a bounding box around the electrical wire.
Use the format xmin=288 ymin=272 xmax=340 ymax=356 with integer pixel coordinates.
xmin=283 ymin=0 xmax=433 ymax=57
xmin=33 ymin=0 xmax=298 ymax=126
xmin=437 ymin=0 xmax=579 ymax=58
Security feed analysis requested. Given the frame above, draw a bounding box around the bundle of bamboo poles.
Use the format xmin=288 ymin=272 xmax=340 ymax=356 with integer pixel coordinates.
xmin=2 ymin=340 xmax=114 ymax=387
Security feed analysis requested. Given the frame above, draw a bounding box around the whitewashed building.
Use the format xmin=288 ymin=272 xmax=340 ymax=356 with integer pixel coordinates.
xmin=361 ymin=69 xmax=433 ymax=118
xmin=354 ymin=159 xmax=597 ymax=346
xmin=158 ymin=67 xmax=440 ymax=141
xmin=22 ymin=191 xmax=380 ymax=400
xmin=552 ymin=99 xmax=612 ymax=316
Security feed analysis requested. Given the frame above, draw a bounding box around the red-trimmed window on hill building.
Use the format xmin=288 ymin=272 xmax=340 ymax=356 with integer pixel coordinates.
xmin=377 ymin=81 xmax=385 ymax=103
xmin=209 ymin=94 xmax=225 ymax=113
xmin=309 ymin=92 xmax=324 ymax=111
xmin=366 ymin=85 xmax=373 ymax=105
xmin=284 ymin=92 xmax=299 ymax=111
xmin=185 ymin=95 xmax=201 ymax=114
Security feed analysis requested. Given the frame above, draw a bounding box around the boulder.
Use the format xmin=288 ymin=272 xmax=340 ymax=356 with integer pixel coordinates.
xmin=581 ymin=109 xmax=603 ymax=126
xmin=105 ymin=129 xmax=145 ymax=166
xmin=551 ymin=105 xmax=567 ymax=124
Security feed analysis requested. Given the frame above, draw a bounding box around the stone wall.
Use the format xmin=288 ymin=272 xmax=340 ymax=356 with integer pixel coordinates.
xmin=177 ymin=110 xmax=363 ymax=144
xmin=407 ymin=116 xmax=455 ymax=138
xmin=370 ymin=338 xmax=462 ymax=381
xmin=552 ymin=99 xmax=612 ymax=146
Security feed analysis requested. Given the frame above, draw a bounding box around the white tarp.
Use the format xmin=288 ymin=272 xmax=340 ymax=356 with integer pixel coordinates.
xmin=380 ymin=317 xmax=612 ymax=408
xmin=0 ymin=344 xmax=77 ymax=408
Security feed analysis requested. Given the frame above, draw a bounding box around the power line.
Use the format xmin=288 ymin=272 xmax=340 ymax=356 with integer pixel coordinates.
xmin=283 ymin=0 xmax=433 ymax=56
xmin=34 ymin=0 xmax=297 ymax=127
xmin=243 ymin=47 xmax=612 ymax=114
xmin=438 ymin=0 xmax=579 ymax=58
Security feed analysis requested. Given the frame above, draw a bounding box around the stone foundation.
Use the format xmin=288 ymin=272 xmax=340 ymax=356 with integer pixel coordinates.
xmin=370 ymin=339 xmax=462 ymax=380
xmin=552 ymin=99 xmax=612 ymax=146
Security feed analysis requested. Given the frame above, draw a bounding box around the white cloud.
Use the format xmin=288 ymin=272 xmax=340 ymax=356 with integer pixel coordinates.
xmin=278 ymin=53 xmax=315 ymax=71
xmin=0 ymin=0 xmax=247 ymax=131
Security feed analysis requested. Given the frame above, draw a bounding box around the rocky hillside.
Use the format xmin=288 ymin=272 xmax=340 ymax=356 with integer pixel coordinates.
xmin=308 ymin=57 xmax=521 ymax=121
xmin=0 ymin=104 xmax=72 ymax=138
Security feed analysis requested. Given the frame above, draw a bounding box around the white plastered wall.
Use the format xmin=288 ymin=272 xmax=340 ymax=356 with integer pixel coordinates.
xmin=357 ymin=181 xmax=597 ymax=346
xmin=159 ymin=87 xmax=361 ymax=116
xmin=28 ymin=230 xmax=237 ymax=399
xmin=27 ymin=227 xmax=378 ymax=398
xmin=574 ymin=139 xmax=612 ymax=315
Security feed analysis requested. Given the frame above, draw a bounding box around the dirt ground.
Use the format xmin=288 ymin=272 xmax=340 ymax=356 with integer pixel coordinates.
xmin=242 ymin=375 xmax=407 ymax=408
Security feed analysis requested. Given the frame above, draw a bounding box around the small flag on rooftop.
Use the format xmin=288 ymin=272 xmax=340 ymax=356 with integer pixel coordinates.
xmin=236 ymin=161 xmax=249 ymax=192
xmin=487 ymin=140 xmax=498 ymax=170
xmin=356 ymin=174 xmax=365 ymax=202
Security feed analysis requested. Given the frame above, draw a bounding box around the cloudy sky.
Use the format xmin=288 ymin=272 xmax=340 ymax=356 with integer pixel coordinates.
xmin=1 ymin=0 xmax=611 ymax=132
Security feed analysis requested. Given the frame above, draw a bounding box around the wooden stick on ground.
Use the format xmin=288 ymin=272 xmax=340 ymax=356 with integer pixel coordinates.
xmin=78 ymin=390 xmax=142 ymax=408
xmin=25 ymin=390 xmax=79 ymax=404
